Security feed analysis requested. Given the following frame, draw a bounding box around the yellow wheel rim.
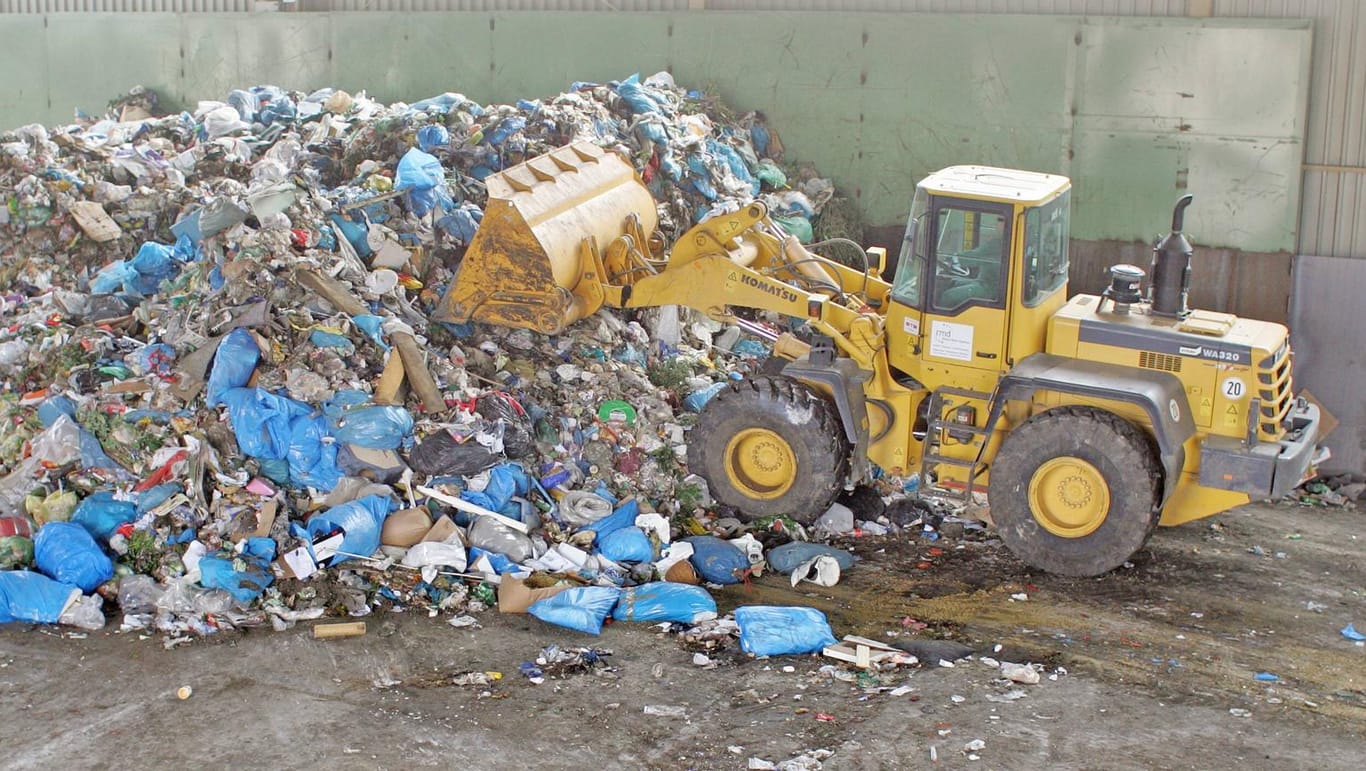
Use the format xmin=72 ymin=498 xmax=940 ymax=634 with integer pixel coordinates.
xmin=723 ymin=428 xmax=797 ymax=501
xmin=1027 ymin=457 xmax=1110 ymax=538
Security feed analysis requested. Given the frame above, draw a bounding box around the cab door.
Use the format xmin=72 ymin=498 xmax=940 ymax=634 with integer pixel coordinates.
xmin=919 ymin=198 xmax=1012 ymax=375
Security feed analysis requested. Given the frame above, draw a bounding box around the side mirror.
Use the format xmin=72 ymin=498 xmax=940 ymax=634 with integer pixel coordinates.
xmin=866 ymin=247 xmax=888 ymax=278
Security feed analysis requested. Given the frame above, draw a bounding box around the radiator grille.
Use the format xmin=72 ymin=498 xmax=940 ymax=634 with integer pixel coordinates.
xmin=1139 ymin=350 xmax=1182 ymax=373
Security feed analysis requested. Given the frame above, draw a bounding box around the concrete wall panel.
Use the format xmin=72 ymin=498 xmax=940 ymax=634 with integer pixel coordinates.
xmin=0 ymin=12 xmax=1310 ymax=256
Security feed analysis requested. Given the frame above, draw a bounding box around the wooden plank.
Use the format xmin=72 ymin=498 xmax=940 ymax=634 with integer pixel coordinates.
xmin=392 ymin=330 xmax=446 ymax=414
xmin=294 ymin=268 xmax=445 ymax=414
xmin=312 ymin=621 xmax=367 ymax=640
xmin=293 ymin=269 xmax=367 ymax=316
xmin=373 ymin=350 xmax=407 ymax=405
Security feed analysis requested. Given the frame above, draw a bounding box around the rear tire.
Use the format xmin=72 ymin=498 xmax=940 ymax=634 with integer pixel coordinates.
xmin=987 ymin=407 xmax=1161 ymax=577
xmin=688 ymin=376 xmax=850 ymax=524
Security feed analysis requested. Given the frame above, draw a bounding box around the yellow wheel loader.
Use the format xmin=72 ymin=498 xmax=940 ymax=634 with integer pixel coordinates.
xmin=435 ymin=141 xmax=1325 ymax=577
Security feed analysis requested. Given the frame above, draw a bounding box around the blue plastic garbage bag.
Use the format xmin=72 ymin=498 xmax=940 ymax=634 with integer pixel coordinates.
xmin=206 ymin=328 xmax=261 ymax=407
xmin=123 ymin=409 xmax=172 ymax=425
xmin=686 ymin=154 xmax=718 ymax=200
xmin=306 ymin=495 xmax=393 ymax=564
xmin=659 ymin=153 xmax=683 ymax=182
xmin=483 ymin=115 xmax=526 ymax=146
xmin=308 ymin=329 xmax=354 ymax=354
xmin=461 ymin=463 xmax=530 ymax=514
xmin=286 ymin=414 xmax=343 ymax=492
xmin=33 ymin=522 xmax=113 ymax=593
xmin=71 ymin=492 xmax=137 ymax=541
xmin=36 ymin=395 xmax=76 ymax=427
xmin=258 ymin=93 xmax=296 ymax=126
xmin=587 ymin=499 xmax=640 ymax=543
xmin=127 ymin=241 xmax=180 ymax=296
xmin=77 ymin=427 xmax=124 ymax=472
xmin=612 ymin=582 xmax=716 ymax=624
xmin=331 ymin=405 xmax=414 ymax=450
xmin=0 ymin=571 xmax=81 ymax=625
xmin=90 ymin=260 xmax=139 ymax=295
xmin=765 ymin=542 xmax=858 ymax=575
xmin=750 ymin=122 xmax=771 ymax=157
xmin=173 ymin=233 xmax=200 ymax=262
xmin=528 ymin=586 xmax=621 ymax=635
xmin=436 ymin=202 xmax=483 ymax=244
xmin=135 ymin=483 xmax=181 ymax=515
xmin=328 ymin=212 xmax=372 ymax=258
xmin=417 ymin=124 xmax=451 ymax=152
xmin=732 ymin=339 xmax=769 ymax=358
xmin=597 ymin=526 xmax=655 ymax=564
xmin=221 ymin=387 xmax=312 ymax=460
xmin=315 ymin=225 xmax=338 ymax=251
xmin=468 ymin=546 xmax=519 ymax=575
xmin=227 ymin=89 xmax=259 ymax=121
xmin=636 ymin=119 xmax=669 ymax=148
xmin=198 ymin=538 xmax=276 ymax=604
xmin=351 ymin=315 xmax=388 ymax=350
xmin=321 ymin=389 xmax=372 ymax=418
xmin=684 ymin=536 xmax=750 ymax=585
xmin=614 ymin=73 xmax=665 ymax=116
xmin=735 ymin=605 xmax=838 ymax=657
xmin=708 ymin=139 xmax=760 ymax=195
xmin=395 ymin=148 xmax=452 ymax=217
xmin=408 ymin=93 xmax=484 ymax=116
xmin=682 ymin=382 xmax=726 ymax=413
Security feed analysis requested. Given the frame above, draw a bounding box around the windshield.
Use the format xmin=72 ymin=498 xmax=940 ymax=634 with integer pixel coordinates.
xmin=891 ymin=188 xmax=930 ymax=308
xmin=1022 ymin=189 xmax=1070 ymax=306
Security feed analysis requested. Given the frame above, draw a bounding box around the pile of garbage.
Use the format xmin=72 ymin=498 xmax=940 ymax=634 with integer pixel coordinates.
xmin=0 ymin=73 xmax=905 ymax=641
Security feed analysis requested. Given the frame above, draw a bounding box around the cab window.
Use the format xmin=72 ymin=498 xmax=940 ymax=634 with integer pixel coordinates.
xmin=929 ymin=204 xmax=1008 ymax=314
xmin=1022 ymin=190 xmax=1070 ymax=306
xmin=891 ymin=189 xmax=930 ymax=309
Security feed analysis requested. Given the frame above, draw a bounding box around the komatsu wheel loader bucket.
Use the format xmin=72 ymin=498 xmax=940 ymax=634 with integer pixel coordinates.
xmin=434 ymin=142 xmax=659 ymax=335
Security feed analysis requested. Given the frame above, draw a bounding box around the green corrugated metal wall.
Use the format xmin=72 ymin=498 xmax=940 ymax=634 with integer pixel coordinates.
xmin=0 ymin=11 xmax=1310 ymax=251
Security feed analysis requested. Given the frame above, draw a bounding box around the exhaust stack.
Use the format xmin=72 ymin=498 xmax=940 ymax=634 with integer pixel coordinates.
xmin=1149 ymin=194 xmax=1195 ymax=319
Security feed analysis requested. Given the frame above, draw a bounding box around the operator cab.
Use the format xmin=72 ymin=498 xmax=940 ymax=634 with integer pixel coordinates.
xmin=886 ymin=165 xmax=1072 ymax=384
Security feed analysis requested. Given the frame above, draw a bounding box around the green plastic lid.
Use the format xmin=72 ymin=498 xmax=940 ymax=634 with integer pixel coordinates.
xmin=597 ymin=399 xmax=637 ymax=427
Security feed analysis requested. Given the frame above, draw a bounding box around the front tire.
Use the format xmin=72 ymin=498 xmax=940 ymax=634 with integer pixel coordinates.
xmin=988 ymin=407 xmax=1161 ymax=577
xmin=687 ymin=376 xmax=850 ymax=523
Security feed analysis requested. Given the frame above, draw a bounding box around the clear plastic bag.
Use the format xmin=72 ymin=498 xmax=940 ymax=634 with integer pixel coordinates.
xmin=117 ymin=574 xmax=165 ymax=614
xmin=58 ymin=593 xmax=106 ymax=631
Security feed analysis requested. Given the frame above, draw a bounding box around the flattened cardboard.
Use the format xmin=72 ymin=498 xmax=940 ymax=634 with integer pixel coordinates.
xmin=70 ymin=201 xmax=122 ymax=242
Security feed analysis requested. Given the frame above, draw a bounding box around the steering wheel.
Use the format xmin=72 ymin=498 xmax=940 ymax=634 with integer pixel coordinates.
xmin=937 ymin=254 xmax=971 ymax=279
